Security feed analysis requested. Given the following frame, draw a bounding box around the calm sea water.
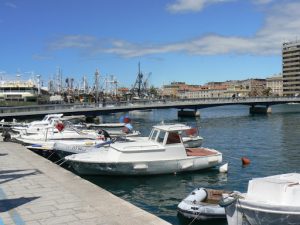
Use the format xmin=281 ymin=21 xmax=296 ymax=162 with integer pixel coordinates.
xmin=78 ymin=104 xmax=300 ymax=225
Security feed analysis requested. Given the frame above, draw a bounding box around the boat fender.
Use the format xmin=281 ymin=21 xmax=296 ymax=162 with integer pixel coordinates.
xmin=219 ymin=193 xmax=239 ymax=207
xmin=55 ymin=123 xmax=65 ymax=132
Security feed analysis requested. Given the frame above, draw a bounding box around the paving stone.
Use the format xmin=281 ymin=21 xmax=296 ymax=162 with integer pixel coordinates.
xmin=40 ymin=215 xmax=78 ymax=225
xmin=22 ymin=211 xmax=54 ymax=221
xmin=52 ymin=209 xmax=75 ymax=217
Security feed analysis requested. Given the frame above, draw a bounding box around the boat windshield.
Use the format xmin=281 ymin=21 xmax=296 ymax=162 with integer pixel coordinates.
xmin=42 ymin=115 xmax=49 ymax=121
xmin=157 ymin=131 xmax=166 ymax=144
xmin=150 ymin=129 xmax=159 ymax=141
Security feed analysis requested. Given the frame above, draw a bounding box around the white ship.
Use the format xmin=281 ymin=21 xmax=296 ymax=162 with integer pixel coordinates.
xmin=0 ymin=79 xmax=48 ymax=105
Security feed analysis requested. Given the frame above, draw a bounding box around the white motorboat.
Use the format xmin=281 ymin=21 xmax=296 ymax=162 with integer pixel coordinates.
xmin=178 ymin=188 xmax=229 ymax=220
xmin=52 ymin=139 xmax=114 ymax=158
xmin=221 ymin=173 xmax=300 ymax=225
xmin=84 ymin=122 xmax=126 ymax=129
xmin=12 ymin=114 xmax=86 ymax=135
xmin=65 ymin=124 xmax=222 ymax=175
xmin=53 ymin=126 xmax=201 ymax=158
xmin=26 ymin=139 xmax=107 ymax=153
xmin=12 ymin=114 xmax=64 ymax=134
xmin=15 ymin=124 xmax=102 ymax=145
xmin=16 ymin=124 xmax=139 ymax=145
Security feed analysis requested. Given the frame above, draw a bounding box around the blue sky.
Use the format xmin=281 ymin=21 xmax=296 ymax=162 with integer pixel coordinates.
xmin=0 ymin=0 xmax=298 ymax=88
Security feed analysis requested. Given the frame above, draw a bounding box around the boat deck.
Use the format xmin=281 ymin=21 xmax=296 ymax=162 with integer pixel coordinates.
xmin=0 ymin=138 xmax=170 ymax=225
xmin=186 ymin=147 xmax=217 ymax=156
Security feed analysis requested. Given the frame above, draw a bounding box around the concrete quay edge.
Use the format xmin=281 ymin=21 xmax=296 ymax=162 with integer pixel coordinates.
xmin=0 ymin=139 xmax=171 ymax=225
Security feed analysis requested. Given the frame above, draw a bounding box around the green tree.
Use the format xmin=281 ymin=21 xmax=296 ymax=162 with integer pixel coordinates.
xmin=149 ymin=85 xmax=158 ymax=97
xmin=262 ymin=87 xmax=272 ymax=96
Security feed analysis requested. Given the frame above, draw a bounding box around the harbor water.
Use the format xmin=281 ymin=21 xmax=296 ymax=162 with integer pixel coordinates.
xmin=74 ymin=105 xmax=300 ymax=225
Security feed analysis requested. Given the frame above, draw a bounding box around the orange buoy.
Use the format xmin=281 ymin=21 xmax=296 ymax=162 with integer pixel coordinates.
xmin=241 ymin=157 xmax=251 ymax=165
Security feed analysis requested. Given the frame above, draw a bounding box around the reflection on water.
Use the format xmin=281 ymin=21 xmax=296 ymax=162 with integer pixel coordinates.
xmin=84 ymin=170 xmax=228 ymax=225
xmin=82 ymin=104 xmax=300 ymax=225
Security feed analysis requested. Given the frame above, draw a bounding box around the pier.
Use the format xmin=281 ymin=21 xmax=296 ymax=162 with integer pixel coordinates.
xmin=0 ymin=139 xmax=170 ymax=225
xmin=1 ymin=97 xmax=300 ymax=120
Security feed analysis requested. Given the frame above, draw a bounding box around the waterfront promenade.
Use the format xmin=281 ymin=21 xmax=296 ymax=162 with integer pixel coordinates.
xmin=0 ymin=139 xmax=170 ymax=225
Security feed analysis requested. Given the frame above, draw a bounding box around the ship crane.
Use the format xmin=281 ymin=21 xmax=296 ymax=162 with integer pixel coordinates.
xmin=143 ymin=72 xmax=152 ymax=92
xmin=131 ymin=62 xmax=151 ymax=98
xmin=104 ymin=75 xmax=119 ymax=96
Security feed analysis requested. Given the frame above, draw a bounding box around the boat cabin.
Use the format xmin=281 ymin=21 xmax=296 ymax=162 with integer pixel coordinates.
xmin=41 ymin=114 xmax=63 ymax=122
xmin=148 ymin=124 xmax=190 ymax=145
xmin=148 ymin=124 xmax=218 ymax=157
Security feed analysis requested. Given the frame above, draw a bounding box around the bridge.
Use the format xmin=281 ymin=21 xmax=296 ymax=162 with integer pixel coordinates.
xmin=1 ymin=97 xmax=300 ymax=120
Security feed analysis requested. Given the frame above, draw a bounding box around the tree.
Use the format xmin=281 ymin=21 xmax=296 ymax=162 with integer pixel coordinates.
xmin=262 ymin=87 xmax=272 ymax=96
xmin=149 ymin=85 xmax=158 ymax=98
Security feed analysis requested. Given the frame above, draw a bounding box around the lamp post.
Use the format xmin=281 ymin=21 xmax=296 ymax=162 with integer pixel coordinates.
xmin=95 ymin=69 xmax=100 ymax=104
xmin=36 ymin=75 xmax=41 ymax=95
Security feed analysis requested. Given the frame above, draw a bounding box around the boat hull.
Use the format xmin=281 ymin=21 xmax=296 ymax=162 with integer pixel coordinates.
xmin=225 ymin=199 xmax=300 ymax=225
xmin=177 ymin=208 xmax=225 ymax=220
xmin=68 ymin=155 xmax=222 ymax=175
xmin=54 ymin=142 xmax=108 ymax=158
xmin=177 ymin=188 xmax=226 ymax=220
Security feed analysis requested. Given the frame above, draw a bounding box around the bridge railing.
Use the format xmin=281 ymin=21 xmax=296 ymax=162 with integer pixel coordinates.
xmin=1 ymin=96 xmax=300 ymax=114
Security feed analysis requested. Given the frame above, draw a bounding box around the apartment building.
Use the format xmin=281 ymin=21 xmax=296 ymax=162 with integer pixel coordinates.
xmin=282 ymin=41 xmax=300 ymax=96
xmin=266 ymin=75 xmax=283 ymax=96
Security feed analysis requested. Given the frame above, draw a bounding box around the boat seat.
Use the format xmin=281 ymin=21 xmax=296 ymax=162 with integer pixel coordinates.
xmin=186 ymin=148 xmax=216 ymax=156
xmin=204 ymin=189 xmax=226 ymax=204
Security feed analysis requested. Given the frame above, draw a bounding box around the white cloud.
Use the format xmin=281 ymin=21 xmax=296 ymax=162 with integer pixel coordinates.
xmin=47 ymin=1 xmax=300 ymax=58
xmin=48 ymin=35 xmax=97 ymax=50
xmin=5 ymin=2 xmax=16 ymax=8
xmin=252 ymin=0 xmax=275 ymax=4
xmin=166 ymin=0 xmax=233 ymax=13
xmin=32 ymin=54 xmax=53 ymax=61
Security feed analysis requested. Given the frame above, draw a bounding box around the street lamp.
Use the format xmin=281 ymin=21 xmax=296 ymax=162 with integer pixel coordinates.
xmin=36 ymin=74 xmax=41 ymax=95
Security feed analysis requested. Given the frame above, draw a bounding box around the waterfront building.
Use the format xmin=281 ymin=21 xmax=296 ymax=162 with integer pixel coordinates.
xmin=266 ymin=75 xmax=283 ymax=96
xmin=226 ymin=85 xmax=250 ymax=98
xmin=205 ymin=79 xmax=266 ymax=97
xmin=239 ymin=79 xmax=266 ymax=97
xmin=0 ymin=80 xmax=48 ymax=106
xmin=282 ymin=41 xmax=300 ymax=96
xmin=178 ymin=86 xmax=208 ymax=99
xmin=162 ymin=82 xmax=189 ymax=98
xmin=178 ymin=85 xmax=236 ymax=99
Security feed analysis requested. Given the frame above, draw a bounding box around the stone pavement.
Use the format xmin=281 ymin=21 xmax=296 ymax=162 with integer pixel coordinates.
xmin=0 ymin=140 xmax=171 ymax=225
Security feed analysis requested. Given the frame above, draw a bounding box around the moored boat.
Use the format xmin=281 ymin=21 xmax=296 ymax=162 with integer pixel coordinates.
xmin=221 ymin=173 xmax=300 ymax=225
xmin=53 ymin=139 xmax=114 ymax=158
xmin=178 ymin=187 xmax=229 ymax=220
xmin=65 ymin=124 xmax=222 ymax=175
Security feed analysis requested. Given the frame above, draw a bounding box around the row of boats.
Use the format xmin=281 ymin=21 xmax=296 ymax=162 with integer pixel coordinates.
xmin=1 ymin=113 xmax=218 ymax=176
xmin=1 ymin=114 xmax=300 ymax=224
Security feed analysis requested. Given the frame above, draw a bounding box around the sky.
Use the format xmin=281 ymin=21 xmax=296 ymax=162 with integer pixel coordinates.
xmin=0 ymin=0 xmax=299 ymax=88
